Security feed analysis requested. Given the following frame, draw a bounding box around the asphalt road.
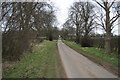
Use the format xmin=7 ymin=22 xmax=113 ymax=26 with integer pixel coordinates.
xmin=57 ymin=40 xmax=117 ymax=78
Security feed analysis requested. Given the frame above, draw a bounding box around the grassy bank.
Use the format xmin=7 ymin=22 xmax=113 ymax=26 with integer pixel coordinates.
xmin=62 ymin=40 xmax=118 ymax=75
xmin=3 ymin=40 xmax=65 ymax=78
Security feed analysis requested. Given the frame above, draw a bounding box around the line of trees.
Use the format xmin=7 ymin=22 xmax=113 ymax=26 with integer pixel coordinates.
xmin=1 ymin=2 xmax=57 ymax=61
xmin=62 ymin=0 xmax=120 ymax=54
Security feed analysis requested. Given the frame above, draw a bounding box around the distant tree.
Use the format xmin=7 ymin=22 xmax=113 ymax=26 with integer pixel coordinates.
xmin=68 ymin=2 xmax=83 ymax=44
xmin=62 ymin=19 xmax=75 ymax=41
xmin=68 ymin=2 xmax=96 ymax=46
xmin=52 ymin=26 xmax=60 ymax=40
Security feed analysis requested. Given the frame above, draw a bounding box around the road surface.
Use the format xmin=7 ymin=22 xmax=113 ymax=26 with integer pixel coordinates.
xmin=57 ymin=40 xmax=117 ymax=78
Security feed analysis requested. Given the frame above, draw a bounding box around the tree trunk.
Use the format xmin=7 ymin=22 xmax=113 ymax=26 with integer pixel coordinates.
xmin=105 ymin=34 xmax=111 ymax=54
xmin=76 ymin=24 xmax=80 ymax=44
xmin=76 ymin=32 xmax=80 ymax=44
xmin=105 ymin=8 xmax=111 ymax=53
xmin=48 ymin=29 xmax=53 ymax=41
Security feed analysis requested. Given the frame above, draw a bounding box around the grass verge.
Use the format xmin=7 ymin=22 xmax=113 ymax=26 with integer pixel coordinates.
xmin=62 ymin=40 xmax=118 ymax=76
xmin=3 ymin=40 xmax=66 ymax=78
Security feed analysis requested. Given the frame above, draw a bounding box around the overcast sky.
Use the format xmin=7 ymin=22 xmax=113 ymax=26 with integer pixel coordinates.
xmin=50 ymin=0 xmax=75 ymax=28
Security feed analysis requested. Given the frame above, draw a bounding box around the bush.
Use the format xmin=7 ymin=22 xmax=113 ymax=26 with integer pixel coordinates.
xmin=91 ymin=37 xmax=105 ymax=48
xmin=91 ymin=36 xmax=118 ymax=53
xmin=81 ymin=36 xmax=93 ymax=47
xmin=2 ymin=30 xmax=36 ymax=61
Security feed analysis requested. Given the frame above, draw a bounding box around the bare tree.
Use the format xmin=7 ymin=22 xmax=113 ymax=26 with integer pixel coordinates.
xmin=93 ymin=0 xmax=120 ymax=53
xmin=68 ymin=2 xmax=96 ymax=46
xmin=68 ymin=2 xmax=83 ymax=44
xmin=62 ymin=19 xmax=75 ymax=41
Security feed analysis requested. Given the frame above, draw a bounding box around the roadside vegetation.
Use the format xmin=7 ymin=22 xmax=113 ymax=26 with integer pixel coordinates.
xmin=3 ymin=41 xmax=65 ymax=78
xmin=63 ymin=40 xmax=119 ymax=75
xmin=2 ymin=2 xmax=60 ymax=61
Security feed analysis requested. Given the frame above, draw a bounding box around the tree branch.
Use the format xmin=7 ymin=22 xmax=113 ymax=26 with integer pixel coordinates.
xmin=109 ymin=0 xmax=116 ymax=9
xmin=93 ymin=0 xmax=106 ymax=10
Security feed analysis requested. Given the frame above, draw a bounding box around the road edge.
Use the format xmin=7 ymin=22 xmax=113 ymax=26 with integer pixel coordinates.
xmin=57 ymin=40 xmax=68 ymax=78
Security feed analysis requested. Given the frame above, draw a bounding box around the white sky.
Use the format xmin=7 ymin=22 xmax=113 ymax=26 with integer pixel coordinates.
xmin=50 ymin=0 xmax=75 ymax=28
